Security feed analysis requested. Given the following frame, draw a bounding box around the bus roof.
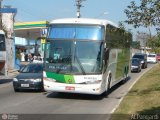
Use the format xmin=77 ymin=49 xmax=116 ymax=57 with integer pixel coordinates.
xmin=50 ymin=18 xmax=118 ymax=27
xmin=0 ymin=30 xmax=5 ymax=35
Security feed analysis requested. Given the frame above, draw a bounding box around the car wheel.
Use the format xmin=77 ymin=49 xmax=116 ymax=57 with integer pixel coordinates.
xmin=14 ymin=88 xmax=19 ymax=92
xmin=145 ymin=64 xmax=147 ymax=68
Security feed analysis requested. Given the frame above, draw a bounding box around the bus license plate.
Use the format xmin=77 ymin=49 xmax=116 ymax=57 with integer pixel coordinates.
xmin=65 ymin=86 xmax=75 ymax=91
xmin=21 ymin=84 xmax=29 ymax=87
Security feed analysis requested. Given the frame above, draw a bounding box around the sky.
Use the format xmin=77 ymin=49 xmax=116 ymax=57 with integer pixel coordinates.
xmin=2 ymin=0 xmax=156 ymax=39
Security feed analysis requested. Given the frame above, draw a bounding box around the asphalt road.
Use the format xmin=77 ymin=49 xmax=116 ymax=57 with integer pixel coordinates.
xmin=0 ymin=63 xmax=156 ymax=120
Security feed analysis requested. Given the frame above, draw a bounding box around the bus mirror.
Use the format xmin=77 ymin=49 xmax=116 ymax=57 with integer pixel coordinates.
xmin=104 ymin=43 xmax=106 ymax=48
xmin=103 ymin=60 xmax=105 ymax=65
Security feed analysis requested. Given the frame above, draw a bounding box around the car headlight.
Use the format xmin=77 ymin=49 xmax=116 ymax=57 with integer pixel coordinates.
xmin=85 ymin=80 xmax=102 ymax=84
xmin=13 ymin=78 xmax=18 ymax=82
xmin=31 ymin=79 xmax=42 ymax=82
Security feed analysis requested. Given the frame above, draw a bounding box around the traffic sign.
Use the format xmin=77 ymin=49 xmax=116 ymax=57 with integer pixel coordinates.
xmin=0 ymin=8 xmax=17 ymax=13
xmin=41 ymin=39 xmax=46 ymax=44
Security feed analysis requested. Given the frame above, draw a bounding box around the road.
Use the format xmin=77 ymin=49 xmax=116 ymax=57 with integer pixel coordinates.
xmin=0 ymin=64 xmax=155 ymax=120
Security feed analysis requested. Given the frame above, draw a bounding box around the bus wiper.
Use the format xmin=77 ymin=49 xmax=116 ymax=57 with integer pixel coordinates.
xmin=74 ymin=55 xmax=86 ymax=75
xmin=56 ymin=55 xmax=72 ymax=73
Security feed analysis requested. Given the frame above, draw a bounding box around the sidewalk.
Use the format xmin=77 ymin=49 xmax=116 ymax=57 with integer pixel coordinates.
xmin=0 ymin=69 xmax=19 ymax=80
xmin=0 ymin=61 xmax=29 ymax=79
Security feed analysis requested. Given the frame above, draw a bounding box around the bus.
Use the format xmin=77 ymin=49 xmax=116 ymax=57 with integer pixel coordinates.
xmin=0 ymin=30 xmax=6 ymax=75
xmin=43 ymin=18 xmax=132 ymax=95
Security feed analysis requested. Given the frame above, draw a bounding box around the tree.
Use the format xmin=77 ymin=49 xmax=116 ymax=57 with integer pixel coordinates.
xmin=124 ymin=0 xmax=160 ymax=32
xmin=132 ymin=41 xmax=140 ymax=49
xmin=147 ymin=34 xmax=160 ymax=53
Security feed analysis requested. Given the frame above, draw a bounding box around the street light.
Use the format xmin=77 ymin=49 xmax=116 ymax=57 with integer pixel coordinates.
xmin=76 ymin=0 xmax=86 ymax=18
xmin=95 ymin=12 xmax=108 ymax=18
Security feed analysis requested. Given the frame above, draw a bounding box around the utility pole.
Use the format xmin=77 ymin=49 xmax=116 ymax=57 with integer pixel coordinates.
xmin=76 ymin=0 xmax=86 ymax=18
xmin=0 ymin=0 xmax=3 ymax=29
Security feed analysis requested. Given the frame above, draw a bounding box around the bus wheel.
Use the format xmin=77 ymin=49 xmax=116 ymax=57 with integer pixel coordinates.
xmin=107 ymin=74 xmax=112 ymax=91
xmin=122 ymin=67 xmax=128 ymax=84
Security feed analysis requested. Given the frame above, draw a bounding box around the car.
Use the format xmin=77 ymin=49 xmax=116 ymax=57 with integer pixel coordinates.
xmin=19 ymin=64 xmax=26 ymax=72
xmin=147 ymin=53 xmax=157 ymax=63
xmin=13 ymin=63 xmax=44 ymax=92
xmin=132 ymin=53 xmax=147 ymax=69
xmin=131 ymin=58 xmax=141 ymax=73
xmin=156 ymin=54 xmax=160 ymax=61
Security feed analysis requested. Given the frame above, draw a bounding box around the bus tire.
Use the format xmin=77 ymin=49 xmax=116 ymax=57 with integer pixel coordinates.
xmin=122 ymin=67 xmax=128 ymax=84
xmin=107 ymin=74 xmax=112 ymax=91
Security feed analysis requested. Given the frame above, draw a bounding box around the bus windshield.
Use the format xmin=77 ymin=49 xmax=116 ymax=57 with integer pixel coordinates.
xmin=48 ymin=24 xmax=104 ymax=40
xmin=0 ymin=34 xmax=5 ymax=51
xmin=45 ymin=40 xmax=103 ymax=75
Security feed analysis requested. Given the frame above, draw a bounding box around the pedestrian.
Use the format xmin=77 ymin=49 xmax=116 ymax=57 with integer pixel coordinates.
xmin=25 ymin=53 xmax=28 ymax=62
xmin=28 ymin=53 xmax=33 ymax=63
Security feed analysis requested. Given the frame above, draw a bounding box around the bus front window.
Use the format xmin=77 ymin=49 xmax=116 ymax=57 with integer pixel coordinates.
xmin=45 ymin=40 xmax=103 ymax=74
xmin=46 ymin=40 xmax=73 ymax=64
xmin=75 ymin=41 xmax=103 ymax=74
xmin=45 ymin=24 xmax=104 ymax=75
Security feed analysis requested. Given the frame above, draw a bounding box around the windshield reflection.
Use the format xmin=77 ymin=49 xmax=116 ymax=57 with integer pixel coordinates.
xmin=45 ymin=40 xmax=103 ymax=75
xmin=21 ymin=64 xmax=43 ymax=73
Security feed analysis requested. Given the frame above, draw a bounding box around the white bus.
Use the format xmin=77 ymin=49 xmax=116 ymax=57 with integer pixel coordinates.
xmin=43 ymin=18 xmax=132 ymax=95
xmin=0 ymin=30 xmax=6 ymax=75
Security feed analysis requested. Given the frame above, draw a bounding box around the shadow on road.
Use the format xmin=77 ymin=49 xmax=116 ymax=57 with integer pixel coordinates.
xmin=102 ymin=76 xmax=131 ymax=98
xmin=46 ymin=92 xmax=104 ymax=100
xmin=0 ymin=79 xmax=12 ymax=84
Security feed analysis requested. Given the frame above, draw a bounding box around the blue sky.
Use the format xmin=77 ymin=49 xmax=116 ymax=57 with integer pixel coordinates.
xmin=3 ymin=0 xmax=156 ymax=38
xmin=3 ymin=0 xmax=132 ymax=22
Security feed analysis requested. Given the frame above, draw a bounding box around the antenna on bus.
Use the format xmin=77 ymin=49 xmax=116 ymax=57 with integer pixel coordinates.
xmin=76 ymin=0 xmax=86 ymax=18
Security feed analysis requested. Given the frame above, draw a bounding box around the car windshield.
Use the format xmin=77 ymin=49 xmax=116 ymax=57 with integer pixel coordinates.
xmin=21 ymin=64 xmax=43 ymax=73
xmin=132 ymin=59 xmax=139 ymax=65
xmin=133 ymin=54 xmax=144 ymax=59
xmin=148 ymin=55 xmax=155 ymax=57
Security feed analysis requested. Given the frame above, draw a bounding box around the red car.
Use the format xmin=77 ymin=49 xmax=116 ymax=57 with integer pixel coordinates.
xmin=157 ymin=54 xmax=160 ymax=61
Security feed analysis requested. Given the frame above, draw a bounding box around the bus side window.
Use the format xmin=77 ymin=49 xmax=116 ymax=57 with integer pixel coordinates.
xmin=0 ymin=35 xmax=5 ymax=51
xmin=104 ymin=48 xmax=109 ymax=65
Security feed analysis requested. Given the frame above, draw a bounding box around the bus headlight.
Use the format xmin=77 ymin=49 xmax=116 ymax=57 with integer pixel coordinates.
xmin=43 ymin=77 xmax=56 ymax=82
xmin=85 ymin=80 xmax=102 ymax=84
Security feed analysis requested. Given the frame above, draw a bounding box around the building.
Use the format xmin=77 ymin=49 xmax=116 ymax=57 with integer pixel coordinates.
xmin=14 ymin=21 xmax=48 ymax=61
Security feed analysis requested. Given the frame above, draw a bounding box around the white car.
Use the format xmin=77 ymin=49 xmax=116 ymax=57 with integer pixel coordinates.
xmin=147 ymin=54 xmax=157 ymax=63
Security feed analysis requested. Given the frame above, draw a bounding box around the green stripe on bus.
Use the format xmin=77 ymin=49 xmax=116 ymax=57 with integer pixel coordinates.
xmin=46 ymin=72 xmax=75 ymax=84
xmin=64 ymin=75 xmax=75 ymax=84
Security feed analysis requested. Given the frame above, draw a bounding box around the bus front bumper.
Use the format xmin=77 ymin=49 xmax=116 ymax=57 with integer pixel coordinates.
xmin=43 ymin=80 xmax=104 ymax=95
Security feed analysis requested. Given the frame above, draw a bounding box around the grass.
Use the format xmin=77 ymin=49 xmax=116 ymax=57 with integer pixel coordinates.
xmin=111 ymin=63 xmax=160 ymax=120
